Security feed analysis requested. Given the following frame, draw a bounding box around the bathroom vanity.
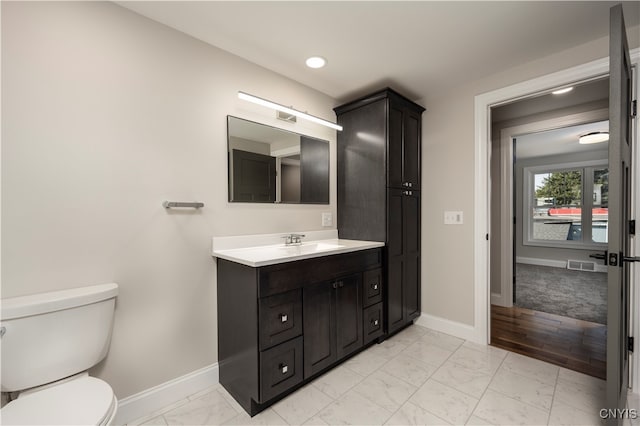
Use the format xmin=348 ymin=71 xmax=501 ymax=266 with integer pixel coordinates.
xmin=212 ymin=232 xmax=384 ymax=416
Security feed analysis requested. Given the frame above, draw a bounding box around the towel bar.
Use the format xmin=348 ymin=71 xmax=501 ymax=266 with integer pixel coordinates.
xmin=162 ymin=201 xmax=204 ymax=209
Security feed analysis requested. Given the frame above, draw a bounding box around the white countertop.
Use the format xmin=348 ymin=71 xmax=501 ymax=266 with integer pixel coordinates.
xmin=211 ymin=230 xmax=384 ymax=267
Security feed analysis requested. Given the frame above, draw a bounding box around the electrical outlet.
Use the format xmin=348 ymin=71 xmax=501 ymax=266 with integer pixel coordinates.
xmin=444 ymin=211 xmax=463 ymax=225
xmin=322 ymin=212 xmax=333 ymax=227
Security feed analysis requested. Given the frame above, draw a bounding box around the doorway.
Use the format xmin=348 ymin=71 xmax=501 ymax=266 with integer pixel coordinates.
xmin=475 ymin=13 xmax=637 ymax=412
xmin=489 ymin=84 xmax=611 ymax=377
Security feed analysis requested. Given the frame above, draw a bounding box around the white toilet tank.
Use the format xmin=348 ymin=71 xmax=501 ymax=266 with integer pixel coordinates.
xmin=1 ymin=283 xmax=118 ymax=392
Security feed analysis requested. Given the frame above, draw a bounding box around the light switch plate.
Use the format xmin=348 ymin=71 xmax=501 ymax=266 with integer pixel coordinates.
xmin=444 ymin=211 xmax=463 ymax=225
xmin=322 ymin=212 xmax=333 ymax=227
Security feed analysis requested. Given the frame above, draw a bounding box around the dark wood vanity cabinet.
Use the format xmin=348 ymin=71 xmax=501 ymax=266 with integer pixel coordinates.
xmin=335 ymin=88 xmax=425 ymax=336
xmin=217 ymin=248 xmax=382 ymax=416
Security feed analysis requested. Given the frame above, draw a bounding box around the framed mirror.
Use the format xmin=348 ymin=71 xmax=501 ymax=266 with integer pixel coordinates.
xmin=227 ymin=116 xmax=330 ymax=204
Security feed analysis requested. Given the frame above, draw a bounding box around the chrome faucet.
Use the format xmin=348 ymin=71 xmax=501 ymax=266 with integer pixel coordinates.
xmin=282 ymin=233 xmax=306 ymax=245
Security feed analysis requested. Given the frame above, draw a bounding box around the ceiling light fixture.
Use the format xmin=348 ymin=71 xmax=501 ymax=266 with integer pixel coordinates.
xmin=579 ymin=131 xmax=609 ymax=144
xmin=305 ymin=56 xmax=327 ymax=69
xmin=552 ymin=87 xmax=574 ymax=95
xmin=238 ymin=91 xmax=343 ymax=131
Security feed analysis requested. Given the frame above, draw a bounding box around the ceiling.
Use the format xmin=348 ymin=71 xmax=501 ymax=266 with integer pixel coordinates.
xmin=516 ymin=120 xmax=609 ymax=160
xmin=117 ymin=1 xmax=640 ymax=104
xmin=492 ymin=77 xmax=610 ymax=122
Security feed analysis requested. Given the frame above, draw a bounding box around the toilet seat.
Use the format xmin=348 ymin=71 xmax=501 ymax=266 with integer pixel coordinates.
xmin=1 ymin=376 xmax=117 ymax=425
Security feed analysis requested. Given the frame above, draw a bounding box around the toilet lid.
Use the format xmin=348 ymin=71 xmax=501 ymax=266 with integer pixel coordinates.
xmin=1 ymin=376 xmax=116 ymax=425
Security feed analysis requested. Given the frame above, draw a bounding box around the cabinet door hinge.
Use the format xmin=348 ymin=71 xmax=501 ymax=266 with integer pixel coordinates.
xmin=486 ymin=233 xmax=489 ymax=241
xmin=629 ymin=336 xmax=634 ymax=352
xmin=632 ymin=100 xmax=637 ymax=118
xmin=630 ymin=220 xmax=636 ymax=236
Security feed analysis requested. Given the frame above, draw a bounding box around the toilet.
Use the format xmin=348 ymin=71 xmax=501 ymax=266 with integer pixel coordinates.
xmin=1 ymin=283 xmax=119 ymax=425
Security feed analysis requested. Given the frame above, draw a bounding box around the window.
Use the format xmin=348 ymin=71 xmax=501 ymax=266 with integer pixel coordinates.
xmin=524 ymin=161 xmax=608 ymax=248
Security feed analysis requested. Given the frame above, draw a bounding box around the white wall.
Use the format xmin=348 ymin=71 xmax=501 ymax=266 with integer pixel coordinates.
xmin=1 ymin=1 xmax=337 ymax=399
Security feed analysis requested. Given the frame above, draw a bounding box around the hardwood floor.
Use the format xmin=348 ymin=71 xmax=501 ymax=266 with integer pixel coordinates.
xmin=491 ymin=304 xmax=606 ymax=379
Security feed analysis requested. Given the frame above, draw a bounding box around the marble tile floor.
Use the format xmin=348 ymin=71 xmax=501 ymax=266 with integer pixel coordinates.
xmin=128 ymin=323 xmax=611 ymax=426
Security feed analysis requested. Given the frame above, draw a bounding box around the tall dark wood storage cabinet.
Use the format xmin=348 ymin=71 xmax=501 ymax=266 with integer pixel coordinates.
xmin=334 ymin=88 xmax=425 ymax=335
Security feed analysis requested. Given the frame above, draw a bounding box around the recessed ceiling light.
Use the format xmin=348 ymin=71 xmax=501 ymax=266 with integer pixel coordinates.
xmin=552 ymin=87 xmax=574 ymax=95
xmin=579 ymin=132 xmax=609 ymax=144
xmin=305 ymin=56 xmax=327 ymax=69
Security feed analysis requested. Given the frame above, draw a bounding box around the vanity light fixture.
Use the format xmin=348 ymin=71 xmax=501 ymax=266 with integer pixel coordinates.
xmin=579 ymin=131 xmax=609 ymax=144
xmin=552 ymin=87 xmax=574 ymax=95
xmin=238 ymin=91 xmax=343 ymax=131
xmin=305 ymin=56 xmax=327 ymax=69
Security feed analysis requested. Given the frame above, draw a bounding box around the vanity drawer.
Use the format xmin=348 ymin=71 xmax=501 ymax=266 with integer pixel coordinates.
xmin=259 ymin=289 xmax=302 ymax=350
xmin=363 ymin=302 xmax=384 ymax=344
xmin=258 ymin=248 xmax=382 ymax=297
xmin=259 ymin=336 xmax=303 ymax=402
xmin=362 ymin=268 xmax=383 ymax=307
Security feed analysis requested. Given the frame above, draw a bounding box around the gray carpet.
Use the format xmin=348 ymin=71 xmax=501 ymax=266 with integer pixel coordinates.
xmin=515 ymin=263 xmax=607 ymax=324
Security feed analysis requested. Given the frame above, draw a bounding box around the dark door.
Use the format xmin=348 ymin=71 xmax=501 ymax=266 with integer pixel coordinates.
xmin=606 ymin=4 xmax=633 ymax=419
xmin=303 ymin=281 xmax=336 ymax=378
xmin=300 ymin=136 xmax=329 ymax=203
xmin=231 ymin=149 xmax=276 ymax=202
xmin=335 ymin=274 xmax=363 ymax=359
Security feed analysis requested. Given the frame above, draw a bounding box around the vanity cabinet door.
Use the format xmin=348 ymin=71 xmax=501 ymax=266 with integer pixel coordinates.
xmin=303 ymin=280 xmax=337 ymax=378
xmin=388 ymin=102 xmax=422 ymax=190
xmin=404 ymin=192 xmax=421 ymax=322
xmin=387 ymin=188 xmax=421 ymax=334
xmin=335 ymin=274 xmax=363 ymax=360
xmin=402 ymin=109 xmax=421 ymax=190
xmin=303 ymin=274 xmax=364 ymax=378
xmin=387 ymin=189 xmax=406 ymax=332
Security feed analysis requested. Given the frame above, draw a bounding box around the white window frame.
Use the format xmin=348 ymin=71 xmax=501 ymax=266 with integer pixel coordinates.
xmin=523 ymin=159 xmax=608 ymax=250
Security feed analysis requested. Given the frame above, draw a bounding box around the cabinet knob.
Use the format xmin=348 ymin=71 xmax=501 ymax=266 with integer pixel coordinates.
xmin=338 ymin=281 xmax=344 ymax=288
xmin=408 ymin=182 xmax=413 ymax=188
xmin=279 ymin=363 xmax=288 ymax=374
xmin=280 ymin=313 xmax=288 ymax=323
xmin=403 ymin=190 xmax=413 ymax=196
xmin=372 ymin=319 xmax=379 ymax=326
xmin=332 ymin=282 xmax=338 ymax=289
xmin=371 ymin=283 xmax=378 ymax=290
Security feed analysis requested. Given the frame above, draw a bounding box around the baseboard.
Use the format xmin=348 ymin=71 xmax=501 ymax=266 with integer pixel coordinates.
xmin=114 ymin=363 xmax=219 ymax=425
xmin=516 ymin=256 xmax=606 ymax=273
xmin=516 ymin=256 xmax=566 ymax=268
xmin=415 ymin=312 xmax=482 ymax=344
xmin=491 ymin=292 xmax=512 ymax=308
